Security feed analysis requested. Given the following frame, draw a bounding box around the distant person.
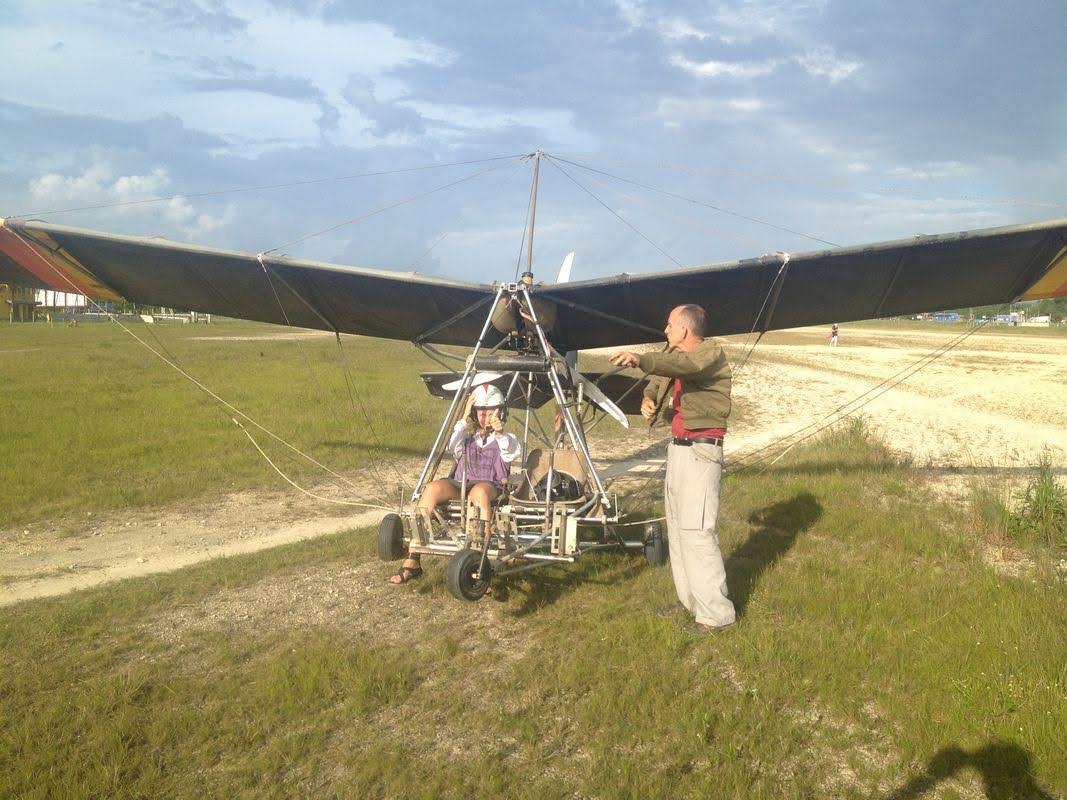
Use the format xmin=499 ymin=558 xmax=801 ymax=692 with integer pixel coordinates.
xmin=610 ymin=304 xmax=735 ymax=635
xmin=389 ymin=384 xmax=520 ymax=585
xmin=829 ymin=323 xmax=839 ymax=347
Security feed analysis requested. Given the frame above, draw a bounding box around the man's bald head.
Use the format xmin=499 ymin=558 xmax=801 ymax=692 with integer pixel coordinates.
xmin=671 ymin=304 xmax=708 ymax=338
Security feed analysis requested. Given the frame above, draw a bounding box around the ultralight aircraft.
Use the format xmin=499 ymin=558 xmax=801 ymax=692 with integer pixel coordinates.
xmin=2 ymin=151 xmax=1065 ymax=599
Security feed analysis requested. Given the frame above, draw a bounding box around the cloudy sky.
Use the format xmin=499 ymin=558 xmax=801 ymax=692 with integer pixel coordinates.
xmin=2 ymin=0 xmax=1065 ymax=283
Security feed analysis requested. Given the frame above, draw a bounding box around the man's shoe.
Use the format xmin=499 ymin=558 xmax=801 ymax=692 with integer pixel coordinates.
xmin=684 ymin=621 xmax=735 ymax=636
xmin=653 ymin=604 xmax=686 ymax=619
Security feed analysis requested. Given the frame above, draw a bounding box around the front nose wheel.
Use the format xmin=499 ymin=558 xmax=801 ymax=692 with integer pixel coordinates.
xmin=445 ymin=548 xmax=493 ymax=601
xmin=378 ymin=514 xmax=405 ymax=561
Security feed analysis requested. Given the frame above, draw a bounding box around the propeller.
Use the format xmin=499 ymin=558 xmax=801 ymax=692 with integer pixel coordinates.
xmin=441 ymin=371 xmax=505 ymax=391
xmin=555 ymin=251 xmax=575 ymax=284
xmin=559 ymin=358 xmax=630 ymax=429
xmin=546 ymin=250 xmax=630 ymax=428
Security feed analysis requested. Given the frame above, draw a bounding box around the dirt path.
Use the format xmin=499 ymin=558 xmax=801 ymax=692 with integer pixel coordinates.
xmin=3 ymin=324 xmax=1063 ymax=606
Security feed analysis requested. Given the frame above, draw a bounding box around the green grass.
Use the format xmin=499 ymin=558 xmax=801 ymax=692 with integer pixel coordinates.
xmin=1 ymin=320 xmax=644 ymax=528
xmin=2 ymin=427 xmax=1063 ymax=798
xmin=969 ymin=450 xmax=1067 ymax=551
xmin=0 ymin=320 xmax=466 ymax=526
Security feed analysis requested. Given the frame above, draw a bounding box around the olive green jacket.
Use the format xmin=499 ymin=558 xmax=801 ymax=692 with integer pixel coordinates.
xmin=639 ymin=339 xmax=732 ymax=430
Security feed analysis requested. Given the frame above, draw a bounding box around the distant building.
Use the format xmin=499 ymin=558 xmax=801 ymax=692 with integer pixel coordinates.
xmin=932 ymin=312 xmax=960 ymax=322
xmin=37 ymin=289 xmax=88 ymax=311
xmin=1020 ymin=315 xmax=1052 ymax=327
xmin=993 ymin=312 xmax=1025 ymax=325
xmin=1 ymin=283 xmax=38 ymax=322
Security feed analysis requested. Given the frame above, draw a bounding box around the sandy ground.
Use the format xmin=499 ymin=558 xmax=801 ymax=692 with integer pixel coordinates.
xmin=2 ymin=324 xmax=1063 ymax=606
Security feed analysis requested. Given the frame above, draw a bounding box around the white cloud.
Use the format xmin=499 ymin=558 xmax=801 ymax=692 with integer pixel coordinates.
xmin=654 ymin=96 xmax=766 ymax=126
xmin=846 ymin=193 xmax=1002 ymax=235
xmin=846 ymin=162 xmax=871 ymax=173
xmin=708 ymin=0 xmax=829 ymax=44
xmin=0 ymin=0 xmax=453 ymax=151
xmin=796 ymin=46 xmax=862 ymax=84
xmin=407 ymin=102 xmax=598 ymax=151
xmin=886 ymin=161 xmax=971 ymax=180
xmin=660 ymin=18 xmax=714 ymax=42
xmin=670 ymin=54 xmax=778 ymax=79
xmin=28 ymin=159 xmax=236 ymax=238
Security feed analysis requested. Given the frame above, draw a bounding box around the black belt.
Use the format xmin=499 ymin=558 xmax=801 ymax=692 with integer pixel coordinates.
xmin=672 ymin=436 xmax=723 ymax=447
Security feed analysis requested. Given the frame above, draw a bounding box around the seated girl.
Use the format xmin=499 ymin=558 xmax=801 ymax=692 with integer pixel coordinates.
xmin=389 ymin=383 xmax=520 ymax=584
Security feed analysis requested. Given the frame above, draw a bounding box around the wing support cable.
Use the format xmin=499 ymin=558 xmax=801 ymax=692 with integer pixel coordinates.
xmin=545 ymin=156 xmax=686 ymax=269
xmin=411 ymin=287 xmax=506 ymax=503
xmin=13 ymin=226 xmax=188 ymax=367
xmin=414 ymin=343 xmax=464 ymax=371
xmin=613 ymin=314 xmax=1000 ymax=522
xmin=7 ymin=226 xmax=380 ymax=506
xmin=725 ymin=317 xmax=1000 ymax=477
xmin=873 ymin=249 xmax=909 ymax=318
xmin=260 ymin=159 xmax=520 ymax=256
xmin=534 ymin=289 xmax=666 ymax=343
xmin=547 ymin=154 xmax=840 ymax=248
xmin=733 ymin=253 xmax=790 ymax=379
xmin=13 ymin=153 xmax=527 ymax=219
xmin=412 ymin=293 xmax=494 ymax=345
xmin=255 ymin=255 xmax=409 ymax=491
xmin=1006 ymin=231 xmax=1060 ymax=301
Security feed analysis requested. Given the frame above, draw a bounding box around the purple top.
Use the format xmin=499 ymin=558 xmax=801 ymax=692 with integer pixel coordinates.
xmin=455 ymin=435 xmax=512 ymax=486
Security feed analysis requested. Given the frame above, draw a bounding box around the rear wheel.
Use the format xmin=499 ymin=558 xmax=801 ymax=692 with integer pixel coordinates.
xmin=644 ymin=522 xmax=668 ymax=566
xmin=378 ymin=514 xmax=405 ymax=561
xmin=445 ymin=548 xmax=493 ymax=601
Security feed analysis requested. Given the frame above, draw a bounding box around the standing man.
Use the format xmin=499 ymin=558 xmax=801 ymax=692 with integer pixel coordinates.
xmin=610 ymin=304 xmax=735 ymax=634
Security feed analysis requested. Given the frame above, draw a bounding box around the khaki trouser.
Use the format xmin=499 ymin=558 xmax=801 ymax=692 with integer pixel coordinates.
xmin=665 ymin=442 xmax=736 ymax=627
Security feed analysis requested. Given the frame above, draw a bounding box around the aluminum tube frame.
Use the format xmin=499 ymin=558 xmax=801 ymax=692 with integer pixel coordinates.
xmin=411 ymin=286 xmax=505 ymax=503
xmin=519 ymin=286 xmax=609 ymax=505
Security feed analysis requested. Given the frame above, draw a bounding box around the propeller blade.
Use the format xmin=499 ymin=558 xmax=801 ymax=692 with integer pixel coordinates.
xmin=441 ymin=371 xmax=505 ymax=391
xmin=558 ymin=359 xmax=629 ymax=429
xmin=555 ymin=251 xmax=575 ymax=284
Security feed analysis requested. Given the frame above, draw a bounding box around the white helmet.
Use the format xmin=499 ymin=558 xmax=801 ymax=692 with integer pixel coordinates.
xmin=471 ymin=383 xmax=505 ymax=408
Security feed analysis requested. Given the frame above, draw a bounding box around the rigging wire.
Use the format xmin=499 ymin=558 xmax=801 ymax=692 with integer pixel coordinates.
xmin=260 ymin=158 xmax=520 ymax=256
xmin=548 ymin=153 xmax=840 ymax=248
xmin=608 ymin=316 xmax=1000 ymax=517
xmin=548 ymin=152 xmax=1067 ymax=212
xmin=544 ymin=155 xmax=686 ymax=269
xmin=12 ymin=153 xmax=528 ymax=219
xmin=407 ymin=232 xmax=450 ymax=271
xmin=731 ymin=253 xmax=791 ymax=381
xmin=724 ymin=318 xmax=998 ymax=477
xmin=330 ymin=330 xmax=411 ymax=488
xmin=255 ymin=257 xmax=395 ymax=504
xmin=513 ymin=173 xmax=536 ymax=282
xmin=235 ymin=420 xmax=394 ymax=511
xmin=10 ymin=226 xmax=378 ymax=503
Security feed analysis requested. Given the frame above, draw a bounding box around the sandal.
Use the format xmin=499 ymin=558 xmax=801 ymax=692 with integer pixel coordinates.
xmin=388 ymin=561 xmax=424 ymax=585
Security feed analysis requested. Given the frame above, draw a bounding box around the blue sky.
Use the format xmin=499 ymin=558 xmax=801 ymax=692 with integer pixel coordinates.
xmin=2 ymin=0 xmax=1065 ymax=283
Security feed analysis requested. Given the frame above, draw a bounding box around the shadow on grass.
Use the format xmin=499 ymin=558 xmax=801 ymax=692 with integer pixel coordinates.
xmin=726 ymin=492 xmax=822 ymax=617
xmin=504 ymin=555 xmax=646 ymax=618
xmin=883 ymin=741 xmax=1056 ymax=800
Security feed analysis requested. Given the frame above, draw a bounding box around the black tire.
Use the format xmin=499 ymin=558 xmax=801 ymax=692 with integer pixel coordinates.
xmin=445 ymin=549 xmax=493 ymax=601
xmin=378 ymin=514 xmax=405 ymax=561
xmin=644 ymin=522 xmax=668 ymax=566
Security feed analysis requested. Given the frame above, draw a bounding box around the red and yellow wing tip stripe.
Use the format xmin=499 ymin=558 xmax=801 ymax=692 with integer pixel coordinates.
xmin=0 ymin=219 xmax=122 ymax=301
xmin=1021 ymin=245 xmax=1067 ymax=301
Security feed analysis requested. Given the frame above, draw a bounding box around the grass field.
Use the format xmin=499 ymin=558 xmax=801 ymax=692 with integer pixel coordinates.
xmin=2 ymin=423 xmax=1064 ymax=798
xmin=2 ymin=316 xmax=1064 ymax=797
xmin=0 ymin=320 xmax=462 ymax=527
xmin=0 ymin=319 xmax=635 ymax=529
